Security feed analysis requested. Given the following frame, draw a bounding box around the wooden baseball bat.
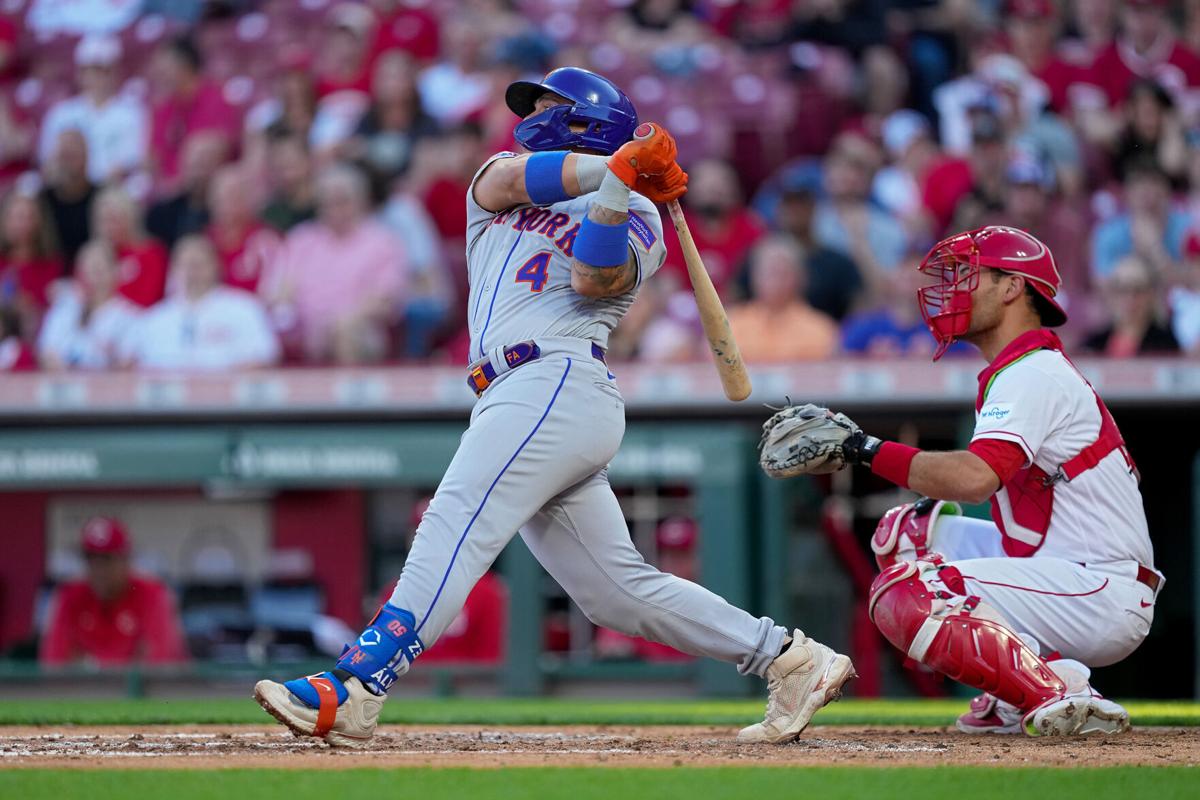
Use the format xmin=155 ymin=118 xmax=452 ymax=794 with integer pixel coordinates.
xmin=666 ymin=199 xmax=752 ymax=402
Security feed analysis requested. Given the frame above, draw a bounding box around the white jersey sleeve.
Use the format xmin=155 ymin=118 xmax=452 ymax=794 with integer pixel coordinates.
xmin=626 ymin=191 xmax=668 ymax=287
xmin=466 ymin=151 xmax=520 ymax=258
xmin=970 ymin=355 xmax=1073 ymax=466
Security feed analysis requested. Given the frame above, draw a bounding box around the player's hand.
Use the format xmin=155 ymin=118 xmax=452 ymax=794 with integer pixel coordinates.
xmin=634 ymin=161 xmax=688 ymax=203
xmin=608 ymin=122 xmax=679 ymax=189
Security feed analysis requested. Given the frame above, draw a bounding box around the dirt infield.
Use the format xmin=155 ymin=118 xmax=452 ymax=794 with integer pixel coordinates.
xmin=1 ymin=724 xmax=1196 ymax=769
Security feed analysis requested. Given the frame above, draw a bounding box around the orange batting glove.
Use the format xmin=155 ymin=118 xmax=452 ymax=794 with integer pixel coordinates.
xmin=607 ymin=122 xmax=679 ymax=188
xmin=635 ymin=161 xmax=688 ymax=203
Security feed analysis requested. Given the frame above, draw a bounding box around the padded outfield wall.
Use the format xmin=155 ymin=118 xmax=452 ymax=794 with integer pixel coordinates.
xmin=0 ymin=358 xmax=1196 ymax=699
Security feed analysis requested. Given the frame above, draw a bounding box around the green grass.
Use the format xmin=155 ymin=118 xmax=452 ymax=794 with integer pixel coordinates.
xmin=1 ymin=697 xmax=1198 ymax=727
xmin=1 ymin=768 xmax=1197 ymax=800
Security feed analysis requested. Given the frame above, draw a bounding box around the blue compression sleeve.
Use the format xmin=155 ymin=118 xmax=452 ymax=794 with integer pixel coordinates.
xmin=524 ymin=151 xmax=571 ymax=206
xmin=574 ymin=215 xmax=631 ymax=267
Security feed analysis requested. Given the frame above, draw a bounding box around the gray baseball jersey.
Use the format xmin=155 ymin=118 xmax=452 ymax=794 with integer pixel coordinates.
xmin=464 ymin=151 xmax=667 ymax=361
xmin=383 ymin=152 xmax=788 ymax=680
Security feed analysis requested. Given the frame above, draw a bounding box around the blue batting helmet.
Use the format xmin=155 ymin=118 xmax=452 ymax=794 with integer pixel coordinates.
xmin=506 ymin=67 xmax=638 ymax=156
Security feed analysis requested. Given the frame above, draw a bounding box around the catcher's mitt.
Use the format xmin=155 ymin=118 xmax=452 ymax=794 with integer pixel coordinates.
xmin=758 ymin=403 xmax=862 ymax=478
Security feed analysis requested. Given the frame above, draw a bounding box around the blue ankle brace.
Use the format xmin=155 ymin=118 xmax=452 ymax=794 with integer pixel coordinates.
xmin=334 ymin=603 xmax=424 ymax=694
xmin=284 ymin=671 xmax=349 ymax=709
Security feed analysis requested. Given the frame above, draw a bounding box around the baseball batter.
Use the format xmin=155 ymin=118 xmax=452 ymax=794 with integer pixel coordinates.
xmin=759 ymin=226 xmax=1162 ymax=736
xmin=255 ymin=67 xmax=855 ymax=748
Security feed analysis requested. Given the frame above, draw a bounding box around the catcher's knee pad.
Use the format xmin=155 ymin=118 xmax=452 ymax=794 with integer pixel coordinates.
xmin=335 ymin=603 xmax=425 ymax=694
xmin=868 ymin=559 xmax=1065 ymax=712
xmin=870 ymin=498 xmax=961 ymax=571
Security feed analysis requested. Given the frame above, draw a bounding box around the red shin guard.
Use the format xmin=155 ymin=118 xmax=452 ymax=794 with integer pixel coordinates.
xmin=869 ymin=560 xmax=1066 ymax=712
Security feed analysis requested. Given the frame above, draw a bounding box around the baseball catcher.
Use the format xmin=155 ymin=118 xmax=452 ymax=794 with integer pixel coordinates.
xmin=760 ymin=226 xmax=1162 ymax=736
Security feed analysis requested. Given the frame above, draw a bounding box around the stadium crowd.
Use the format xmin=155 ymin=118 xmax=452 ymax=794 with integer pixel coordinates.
xmin=2 ymin=0 xmax=1200 ymax=372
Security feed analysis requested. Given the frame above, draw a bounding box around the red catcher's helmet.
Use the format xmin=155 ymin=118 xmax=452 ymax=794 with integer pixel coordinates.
xmin=917 ymin=226 xmax=1067 ymax=360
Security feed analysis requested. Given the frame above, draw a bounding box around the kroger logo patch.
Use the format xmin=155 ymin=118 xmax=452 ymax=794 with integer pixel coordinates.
xmin=979 ymin=404 xmax=1012 ymax=422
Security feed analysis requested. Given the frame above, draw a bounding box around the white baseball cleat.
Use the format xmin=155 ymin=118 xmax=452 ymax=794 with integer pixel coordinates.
xmin=737 ymin=629 xmax=856 ymax=744
xmin=254 ymin=674 xmax=384 ymax=749
xmin=956 ymin=693 xmax=1024 ymax=734
xmin=1024 ymin=694 xmax=1131 ymax=737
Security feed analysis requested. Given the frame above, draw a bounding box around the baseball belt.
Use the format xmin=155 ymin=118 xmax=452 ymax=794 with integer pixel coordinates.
xmin=468 ymin=340 xmax=607 ymax=397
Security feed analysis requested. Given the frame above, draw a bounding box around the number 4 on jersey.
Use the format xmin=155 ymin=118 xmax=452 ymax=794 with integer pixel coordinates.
xmin=515 ymin=252 xmax=552 ymax=292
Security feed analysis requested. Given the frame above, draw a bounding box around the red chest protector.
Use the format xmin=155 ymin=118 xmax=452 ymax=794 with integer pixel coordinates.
xmin=975 ymin=330 xmax=1138 ymax=557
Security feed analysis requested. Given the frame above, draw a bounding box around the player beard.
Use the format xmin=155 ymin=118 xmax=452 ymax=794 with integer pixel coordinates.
xmin=959 ymin=289 xmax=1005 ymax=350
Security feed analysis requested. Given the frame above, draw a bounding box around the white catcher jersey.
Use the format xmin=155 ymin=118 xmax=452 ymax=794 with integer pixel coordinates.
xmin=971 ymin=349 xmax=1154 ymax=567
xmin=464 ymin=152 xmax=668 ymax=363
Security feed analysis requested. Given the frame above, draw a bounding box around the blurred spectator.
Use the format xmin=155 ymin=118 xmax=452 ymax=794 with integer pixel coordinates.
xmin=417 ymin=15 xmax=492 ymax=126
xmin=261 ymin=132 xmax=318 ymax=233
xmin=316 ymin=4 xmax=376 ymax=98
xmin=1082 ymin=253 xmax=1181 ymax=355
xmin=92 ymin=186 xmax=168 ymax=308
xmin=415 ymin=121 xmax=486 ymax=301
xmin=271 ymin=59 xmax=318 ymax=140
xmin=858 ymin=44 xmax=911 ymax=134
xmin=148 ymin=36 xmax=240 ymax=193
xmin=26 ymin=0 xmax=141 ymax=35
xmin=123 ymin=236 xmax=280 ymax=371
xmin=594 ymin=517 xmax=697 ymax=663
xmin=370 ymin=0 xmax=441 ymax=63
xmin=205 ymin=164 xmax=281 ymax=293
xmin=261 ymin=164 xmax=405 ymax=364
xmin=1109 ymin=78 xmax=1187 ymax=184
xmin=1091 ymin=156 xmax=1189 ymax=280
xmin=378 ymin=185 xmax=452 ymax=358
xmin=345 ymin=50 xmax=436 ymax=184
xmin=1187 ymin=0 xmax=1200 ymax=54
xmin=728 ymin=236 xmax=838 ymax=362
xmin=636 ymin=290 xmax=705 ymax=363
xmin=772 ymin=176 xmax=863 ymax=320
xmin=1006 ymin=0 xmax=1084 ymax=115
xmin=872 ymin=109 xmax=938 ymax=245
xmin=982 ymin=154 xmax=1091 ymax=317
xmin=814 ymin=132 xmax=908 ymax=284
xmin=937 ymin=53 xmax=1083 ymax=197
xmin=842 ymin=257 xmax=970 ymax=358
xmin=608 ymin=0 xmax=708 ymax=64
xmin=0 ymin=77 xmax=34 ymax=184
xmin=242 ymin=54 xmax=317 ymax=181
xmin=40 ymin=517 xmax=189 ymax=667
xmin=146 ymin=131 xmax=229 ymax=249
xmin=945 ymin=111 xmax=1013 ymax=233
xmin=37 ymin=34 xmax=148 ymax=186
xmin=660 ymin=158 xmax=765 ymax=299
xmin=1172 ymin=231 xmax=1200 ymax=353
xmin=788 ymin=0 xmax=888 ymax=57
xmin=0 ymin=183 xmax=63 ymax=337
xmin=1066 ymin=0 xmax=1120 ymax=61
xmin=1083 ymin=0 xmax=1200 ymax=108
xmin=310 ymin=3 xmax=377 ymax=155
xmin=0 ymin=303 xmax=35 ymax=370
xmin=37 ymin=240 xmax=141 ymax=370
xmin=40 ymin=129 xmax=96 ymax=269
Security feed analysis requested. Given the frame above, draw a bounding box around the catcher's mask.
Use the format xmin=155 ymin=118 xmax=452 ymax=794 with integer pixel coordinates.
xmin=917 ymin=226 xmax=1067 ymax=361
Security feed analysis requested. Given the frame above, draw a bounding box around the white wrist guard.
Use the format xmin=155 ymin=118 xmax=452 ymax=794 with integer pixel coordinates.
xmin=574 ymin=154 xmax=609 ymax=195
xmin=593 ymin=169 xmax=630 ymax=214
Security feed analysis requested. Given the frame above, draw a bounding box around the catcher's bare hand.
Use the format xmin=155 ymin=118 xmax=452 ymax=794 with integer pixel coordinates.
xmin=758 ymin=403 xmax=870 ymax=478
